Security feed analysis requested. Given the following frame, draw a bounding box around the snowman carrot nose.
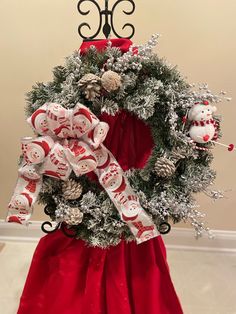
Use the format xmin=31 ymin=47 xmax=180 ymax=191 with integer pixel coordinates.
xmin=197 ymin=136 xmax=235 ymax=152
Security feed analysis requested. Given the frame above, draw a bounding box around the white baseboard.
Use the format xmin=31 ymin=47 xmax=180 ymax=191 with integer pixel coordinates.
xmin=0 ymin=220 xmax=235 ymax=253
xmin=163 ymin=228 xmax=236 ymax=254
xmin=0 ymin=220 xmax=44 ymax=243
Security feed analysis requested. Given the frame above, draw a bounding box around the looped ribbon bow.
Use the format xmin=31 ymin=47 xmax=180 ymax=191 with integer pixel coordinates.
xmin=6 ymin=102 xmax=159 ymax=244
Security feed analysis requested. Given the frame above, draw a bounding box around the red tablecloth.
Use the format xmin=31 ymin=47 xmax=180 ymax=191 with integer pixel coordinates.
xmin=17 ymin=231 xmax=183 ymax=314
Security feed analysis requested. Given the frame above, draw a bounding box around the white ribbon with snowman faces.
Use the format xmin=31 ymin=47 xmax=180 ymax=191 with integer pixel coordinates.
xmin=7 ymin=102 xmax=159 ymax=244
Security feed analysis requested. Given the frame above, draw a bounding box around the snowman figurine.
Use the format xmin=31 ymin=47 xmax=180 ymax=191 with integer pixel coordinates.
xmin=188 ymin=101 xmax=217 ymax=143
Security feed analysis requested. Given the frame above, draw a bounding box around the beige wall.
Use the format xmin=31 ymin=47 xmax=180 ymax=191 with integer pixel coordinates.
xmin=0 ymin=0 xmax=235 ymax=230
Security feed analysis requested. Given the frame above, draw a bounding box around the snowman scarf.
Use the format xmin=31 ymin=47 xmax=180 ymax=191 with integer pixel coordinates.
xmin=191 ymin=119 xmax=215 ymax=126
xmin=7 ymin=102 xmax=159 ymax=244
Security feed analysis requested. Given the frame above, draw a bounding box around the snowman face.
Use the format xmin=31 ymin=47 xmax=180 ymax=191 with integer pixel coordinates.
xmin=196 ymin=107 xmax=213 ymax=121
xmin=94 ymin=149 xmax=108 ymax=167
xmin=48 ymin=104 xmax=67 ymax=122
xmin=100 ymin=163 xmax=122 ymax=190
xmin=123 ymin=200 xmax=141 ymax=217
xmin=190 ymin=104 xmax=216 ymax=121
xmin=27 ymin=169 xmax=38 ymax=179
xmin=94 ymin=124 xmax=107 ymax=143
xmin=77 ymin=160 xmax=96 ymax=174
xmin=12 ymin=195 xmax=27 ymax=209
xmin=74 ymin=116 xmax=91 ymax=134
xmin=103 ymin=173 xmax=121 ymax=191
xmin=51 ymin=104 xmax=63 ymax=114
xmin=26 ymin=145 xmax=44 ymax=164
xmin=106 ymin=177 xmax=119 ymax=190
xmin=21 ymin=165 xmax=40 ymax=180
xmin=57 ymin=127 xmax=70 ymax=138
xmin=37 ymin=118 xmax=48 ymax=133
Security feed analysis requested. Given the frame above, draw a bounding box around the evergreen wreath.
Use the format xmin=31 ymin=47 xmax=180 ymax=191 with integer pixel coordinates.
xmin=24 ymin=35 xmax=227 ymax=247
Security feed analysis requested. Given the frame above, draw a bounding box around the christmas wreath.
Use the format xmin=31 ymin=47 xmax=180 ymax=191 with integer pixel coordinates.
xmin=7 ymin=35 xmax=229 ymax=247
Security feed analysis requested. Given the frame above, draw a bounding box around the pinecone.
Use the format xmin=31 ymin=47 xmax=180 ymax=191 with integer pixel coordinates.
xmin=62 ymin=179 xmax=83 ymax=200
xmin=154 ymin=157 xmax=176 ymax=178
xmin=170 ymin=150 xmax=185 ymax=163
xmin=64 ymin=207 xmax=83 ymax=225
xmin=78 ymin=73 xmax=101 ymax=100
xmin=101 ymin=70 xmax=122 ymax=92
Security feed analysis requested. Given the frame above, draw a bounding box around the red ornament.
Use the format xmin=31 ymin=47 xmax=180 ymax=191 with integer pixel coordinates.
xmin=202 ymin=100 xmax=209 ymax=105
xmin=228 ymin=144 xmax=234 ymax=152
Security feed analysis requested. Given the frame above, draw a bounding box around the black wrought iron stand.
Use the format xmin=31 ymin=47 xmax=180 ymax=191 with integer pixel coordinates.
xmin=77 ymin=0 xmax=135 ymax=40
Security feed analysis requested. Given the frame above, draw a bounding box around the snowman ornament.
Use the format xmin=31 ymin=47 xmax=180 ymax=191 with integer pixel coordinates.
xmin=188 ymin=101 xmax=217 ymax=143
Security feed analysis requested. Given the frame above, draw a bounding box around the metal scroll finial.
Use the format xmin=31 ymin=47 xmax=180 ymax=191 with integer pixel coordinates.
xmin=41 ymin=205 xmax=78 ymax=238
xmin=77 ymin=0 xmax=135 ymax=40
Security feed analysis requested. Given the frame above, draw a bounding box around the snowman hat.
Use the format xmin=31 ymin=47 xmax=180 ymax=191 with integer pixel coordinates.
xmin=54 ymin=125 xmax=70 ymax=136
xmin=21 ymin=193 xmax=33 ymax=207
xmin=79 ymin=154 xmax=96 ymax=163
xmin=30 ymin=108 xmax=47 ymax=129
xmin=195 ymin=100 xmax=209 ymax=106
xmin=113 ymin=176 xmax=127 ymax=193
xmin=74 ymin=108 xmax=92 ymax=123
xmin=31 ymin=140 xmax=51 ymax=156
xmin=44 ymin=170 xmax=61 ymax=179
xmin=87 ymin=128 xmax=95 ymax=141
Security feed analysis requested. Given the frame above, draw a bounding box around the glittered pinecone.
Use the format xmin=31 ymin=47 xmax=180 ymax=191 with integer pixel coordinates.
xmin=62 ymin=179 xmax=83 ymax=200
xmin=170 ymin=150 xmax=185 ymax=163
xmin=101 ymin=70 xmax=122 ymax=92
xmin=154 ymin=157 xmax=176 ymax=178
xmin=64 ymin=207 xmax=83 ymax=225
xmin=78 ymin=73 xmax=101 ymax=100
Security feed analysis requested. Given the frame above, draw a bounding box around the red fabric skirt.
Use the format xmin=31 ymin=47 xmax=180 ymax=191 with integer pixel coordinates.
xmin=17 ymin=231 xmax=183 ymax=314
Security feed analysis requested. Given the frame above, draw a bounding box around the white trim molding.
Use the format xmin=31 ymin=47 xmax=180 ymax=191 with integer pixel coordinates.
xmin=0 ymin=220 xmax=44 ymax=243
xmin=163 ymin=228 xmax=236 ymax=254
xmin=0 ymin=220 xmax=235 ymax=253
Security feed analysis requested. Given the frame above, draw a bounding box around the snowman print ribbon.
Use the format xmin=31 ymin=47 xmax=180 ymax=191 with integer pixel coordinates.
xmin=7 ymin=102 xmax=159 ymax=244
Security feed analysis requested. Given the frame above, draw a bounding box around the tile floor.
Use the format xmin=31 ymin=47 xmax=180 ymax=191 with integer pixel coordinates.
xmin=0 ymin=241 xmax=235 ymax=314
